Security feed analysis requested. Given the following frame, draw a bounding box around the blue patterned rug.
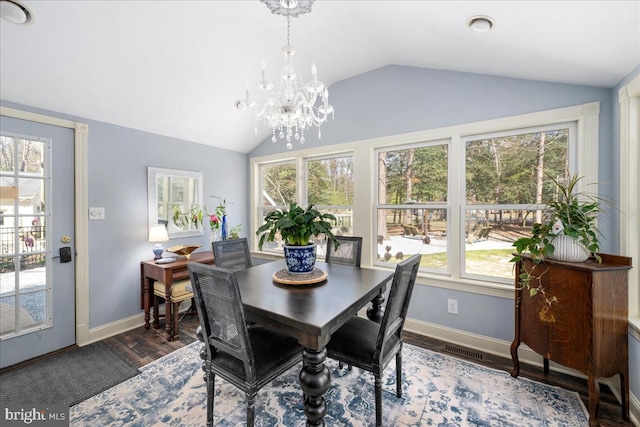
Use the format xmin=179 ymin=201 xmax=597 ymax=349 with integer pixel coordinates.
xmin=70 ymin=342 xmax=588 ymax=426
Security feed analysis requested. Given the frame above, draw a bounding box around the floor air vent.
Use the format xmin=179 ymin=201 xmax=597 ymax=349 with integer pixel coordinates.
xmin=441 ymin=344 xmax=484 ymax=361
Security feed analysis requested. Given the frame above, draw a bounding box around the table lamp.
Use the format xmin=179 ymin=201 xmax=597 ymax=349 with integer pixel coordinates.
xmin=148 ymin=224 xmax=169 ymax=259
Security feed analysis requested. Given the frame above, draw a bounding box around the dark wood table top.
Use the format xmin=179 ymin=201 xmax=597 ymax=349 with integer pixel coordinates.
xmin=234 ymin=259 xmax=393 ymax=349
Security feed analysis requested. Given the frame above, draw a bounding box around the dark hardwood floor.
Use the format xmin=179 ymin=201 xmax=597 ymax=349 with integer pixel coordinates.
xmin=97 ymin=314 xmax=634 ymax=427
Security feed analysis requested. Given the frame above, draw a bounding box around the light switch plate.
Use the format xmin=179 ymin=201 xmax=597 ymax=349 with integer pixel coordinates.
xmin=89 ymin=207 xmax=105 ymax=220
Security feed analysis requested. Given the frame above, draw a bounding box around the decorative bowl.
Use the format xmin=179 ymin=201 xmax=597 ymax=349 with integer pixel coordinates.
xmin=166 ymin=244 xmax=201 ymax=258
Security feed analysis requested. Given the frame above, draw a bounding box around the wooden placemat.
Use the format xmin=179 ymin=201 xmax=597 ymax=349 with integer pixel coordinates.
xmin=272 ymin=268 xmax=327 ymax=285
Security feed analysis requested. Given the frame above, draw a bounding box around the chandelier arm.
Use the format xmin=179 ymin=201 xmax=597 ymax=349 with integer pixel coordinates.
xmin=306 ymin=107 xmax=329 ymax=125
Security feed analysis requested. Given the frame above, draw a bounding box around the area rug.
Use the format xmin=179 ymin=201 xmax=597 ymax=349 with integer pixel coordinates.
xmin=0 ymin=341 xmax=139 ymax=407
xmin=70 ymin=342 xmax=589 ymax=426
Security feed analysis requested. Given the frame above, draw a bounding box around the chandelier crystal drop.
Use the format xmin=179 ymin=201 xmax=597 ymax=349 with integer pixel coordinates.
xmin=236 ymin=0 xmax=334 ymax=149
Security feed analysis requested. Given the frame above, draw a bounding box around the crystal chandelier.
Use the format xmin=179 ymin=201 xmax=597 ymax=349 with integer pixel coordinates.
xmin=235 ymin=0 xmax=334 ymax=149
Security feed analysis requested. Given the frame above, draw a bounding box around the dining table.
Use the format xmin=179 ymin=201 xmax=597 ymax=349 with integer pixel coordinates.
xmin=192 ymin=258 xmax=394 ymax=426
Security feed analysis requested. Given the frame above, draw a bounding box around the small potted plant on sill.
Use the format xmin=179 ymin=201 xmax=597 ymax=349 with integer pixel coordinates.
xmin=510 ymin=173 xmax=609 ymax=307
xmin=256 ymin=203 xmax=338 ymax=273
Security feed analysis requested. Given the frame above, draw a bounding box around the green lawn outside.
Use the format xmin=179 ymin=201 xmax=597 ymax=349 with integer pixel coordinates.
xmin=385 ymin=248 xmax=515 ymax=279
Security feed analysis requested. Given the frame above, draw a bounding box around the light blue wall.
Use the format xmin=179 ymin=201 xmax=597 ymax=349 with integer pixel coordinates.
xmin=1 ymin=100 xmax=249 ymax=329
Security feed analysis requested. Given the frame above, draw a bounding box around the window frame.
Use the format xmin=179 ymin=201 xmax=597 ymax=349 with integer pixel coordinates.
xmin=459 ymin=121 xmax=578 ymax=284
xmin=250 ymin=102 xmax=600 ymax=299
xmin=373 ymin=139 xmax=451 ymax=273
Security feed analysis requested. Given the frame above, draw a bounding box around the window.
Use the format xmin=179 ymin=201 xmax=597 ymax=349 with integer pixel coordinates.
xmin=462 ymin=125 xmax=573 ymax=282
xmin=0 ymin=135 xmax=49 ymax=337
xmin=251 ymin=103 xmax=598 ymax=295
xmin=375 ymin=142 xmax=449 ymax=271
xmin=307 ymin=155 xmax=354 ymax=257
xmin=256 ymin=155 xmax=354 ymax=255
xmin=257 ymin=161 xmax=296 ymax=252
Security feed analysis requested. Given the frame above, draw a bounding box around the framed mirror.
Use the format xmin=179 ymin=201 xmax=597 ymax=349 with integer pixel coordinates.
xmin=147 ymin=167 xmax=203 ymax=238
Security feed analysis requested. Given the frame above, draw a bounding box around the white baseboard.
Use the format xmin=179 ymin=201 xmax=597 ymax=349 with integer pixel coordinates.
xmin=83 ymin=313 xmax=146 ymax=345
xmin=630 ymin=392 xmax=640 ymax=427
xmin=404 ymin=318 xmax=639 ymax=426
xmin=82 ymin=302 xmax=194 ymax=345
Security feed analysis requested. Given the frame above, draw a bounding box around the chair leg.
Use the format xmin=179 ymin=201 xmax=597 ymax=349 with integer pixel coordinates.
xmin=337 ymin=360 xmax=353 ymax=370
xmin=246 ymin=392 xmax=256 ymax=427
xmin=206 ymin=372 xmax=215 ymax=427
xmin=396 ymin=351 xmax=403 ymax=398
xmin=374 ymin=373 xmax=382 ymax=427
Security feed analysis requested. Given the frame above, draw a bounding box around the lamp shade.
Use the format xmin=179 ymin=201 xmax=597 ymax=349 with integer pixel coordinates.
xmin=148 ymin=224 xmax=169 ymax=243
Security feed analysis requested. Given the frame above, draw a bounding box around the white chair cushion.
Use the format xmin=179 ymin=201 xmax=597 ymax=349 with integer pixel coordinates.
xmin=153 ymin=279 xmax=193 ymax=303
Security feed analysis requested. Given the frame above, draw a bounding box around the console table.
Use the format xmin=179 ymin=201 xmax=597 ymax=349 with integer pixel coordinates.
xmin=510 ymin=253 xmax=632 ymax=427
xmin=140 ymin=251 xmax=214 ymax=341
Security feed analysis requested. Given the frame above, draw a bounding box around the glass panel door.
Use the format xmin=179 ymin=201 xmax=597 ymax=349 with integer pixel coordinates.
xmin=0 ymin=135 xmax=49 ymax=337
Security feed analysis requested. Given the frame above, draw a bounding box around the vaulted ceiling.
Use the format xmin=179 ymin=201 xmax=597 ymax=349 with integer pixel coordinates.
xmin=1 ymin=1 xmax=638 ymax=153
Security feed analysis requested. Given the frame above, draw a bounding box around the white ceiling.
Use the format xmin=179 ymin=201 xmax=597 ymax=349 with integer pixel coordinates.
xmin=1 ymin=1 xmax=639 ymax=153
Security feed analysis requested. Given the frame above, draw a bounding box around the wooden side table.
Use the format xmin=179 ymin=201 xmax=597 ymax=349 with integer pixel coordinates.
xmin=140 ymin=251 xmax=214 ymax=341
xmin=510 ymin=253 xmax=632 ymax=427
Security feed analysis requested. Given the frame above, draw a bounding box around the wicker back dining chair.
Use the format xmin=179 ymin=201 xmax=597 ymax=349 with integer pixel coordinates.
xmin=325 ymin=236 xmax=362 ymax=267
xmin=187 ymin=262 xmax=303 ymax=427
xmin=325 ymin=253 xmax=422 ymax=427
xmin=212 ymin=238 xmax=252 ymax=271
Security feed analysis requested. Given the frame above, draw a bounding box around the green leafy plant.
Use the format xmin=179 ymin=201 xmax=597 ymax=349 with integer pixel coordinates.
xmin=510 ymin=173 xmax=608 ymax=306
xmin=256 ymin=203 xmax=338 ymax=250
xmin=173 ymin=198 xmax=236 ymax=232
xmin=228 ymin=224 xmax=242 ymax=240
xmin=172 ymin=205 xmax=203 ymax=229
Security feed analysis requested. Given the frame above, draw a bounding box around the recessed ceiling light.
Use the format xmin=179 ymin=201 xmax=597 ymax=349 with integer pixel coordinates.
xmin=0 ymin=0 xmax=33 ymax=24
xmin=467 ymin=15 xmax=494 ymax=33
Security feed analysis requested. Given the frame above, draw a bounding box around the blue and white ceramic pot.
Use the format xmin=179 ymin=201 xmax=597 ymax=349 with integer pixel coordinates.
xmin=283 ymin=243 xmax=317 ymax=274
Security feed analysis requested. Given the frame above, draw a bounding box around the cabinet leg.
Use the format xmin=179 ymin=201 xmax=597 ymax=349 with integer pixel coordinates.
xmin=510 ymin=341 xmax=520 ymax=378
xmin=587 ymin=374 xmax=600 ymax=427
xmin=620 ymin=371 xmax=630 ymax=420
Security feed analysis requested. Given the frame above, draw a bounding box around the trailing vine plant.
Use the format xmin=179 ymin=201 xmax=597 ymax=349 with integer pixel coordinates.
xmin=510 ymin=173 xmax=608 ymax=308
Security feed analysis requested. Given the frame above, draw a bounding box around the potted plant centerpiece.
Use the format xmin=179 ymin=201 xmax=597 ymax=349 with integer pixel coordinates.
xmin=256 ymin=203 xmax=338 ymax=274
xmin=511 ymin=173 xmax=608 ymax=306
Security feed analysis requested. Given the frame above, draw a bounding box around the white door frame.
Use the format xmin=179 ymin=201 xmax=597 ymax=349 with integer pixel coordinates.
xmin=0 ymin=106 xmax=90 ymax=345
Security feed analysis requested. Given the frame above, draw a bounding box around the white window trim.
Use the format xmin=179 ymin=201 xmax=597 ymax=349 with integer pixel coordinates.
xmin=250 ymin=102 xmax=600 ymax=300
xmin=619 ymin=74 xmax=640 ymax=329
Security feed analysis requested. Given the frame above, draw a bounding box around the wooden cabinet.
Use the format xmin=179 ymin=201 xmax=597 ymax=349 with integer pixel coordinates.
xmin=510 ymin=253 xmax=632 ymax=427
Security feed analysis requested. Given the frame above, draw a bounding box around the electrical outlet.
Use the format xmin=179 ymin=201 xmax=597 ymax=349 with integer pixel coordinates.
xmin=447 ymin=299 xmax=458 ymax=315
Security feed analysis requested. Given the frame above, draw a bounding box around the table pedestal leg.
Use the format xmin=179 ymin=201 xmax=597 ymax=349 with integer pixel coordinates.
xmin=367 ymin=290 xmax=385 ymax=323
xmin=299 ymin=347 xmax=331 ymax=427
